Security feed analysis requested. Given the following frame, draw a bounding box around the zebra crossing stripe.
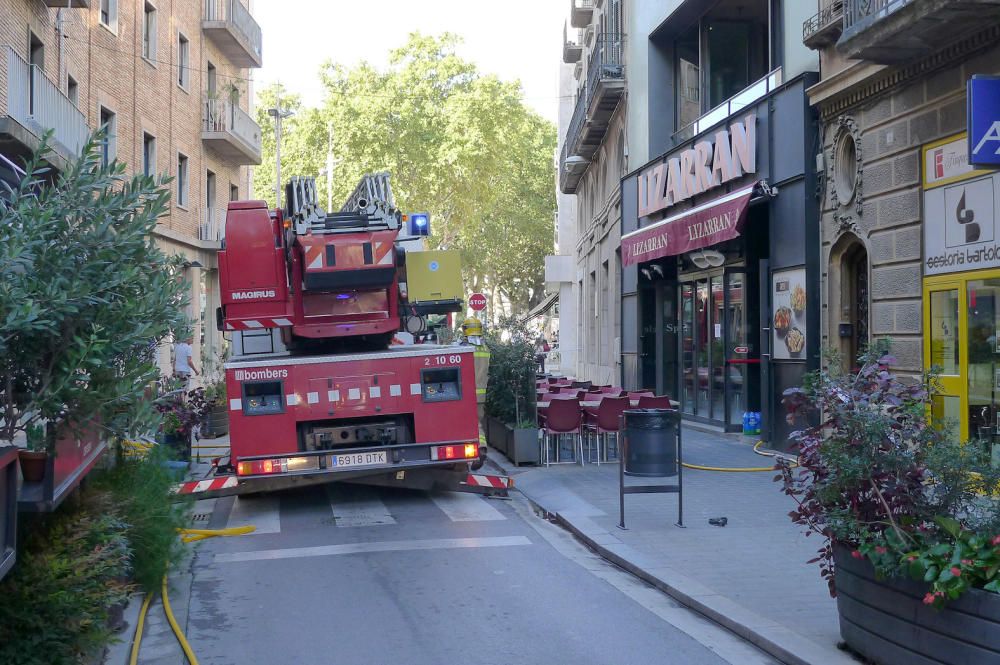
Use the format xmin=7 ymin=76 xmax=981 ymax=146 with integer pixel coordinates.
xmin=431 ymin=492 xmax=506 ymax=522
xmin=227 ymin=495 xmax=281 ymax=534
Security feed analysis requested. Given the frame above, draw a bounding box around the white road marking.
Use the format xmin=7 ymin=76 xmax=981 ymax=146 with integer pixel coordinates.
xmin=327 ymin=487 xmax=396 ymax=527
xmin=213 ymin=536 xmax=531 ymax=563
xmin=431 ymin=492 xmax=506 ymax=522
xmin=226 ymin=495 xmax=281 ymax=534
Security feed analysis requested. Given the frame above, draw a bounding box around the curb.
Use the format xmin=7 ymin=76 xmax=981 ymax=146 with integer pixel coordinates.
xmin=494 ymin=450 xmax=855 ymax=665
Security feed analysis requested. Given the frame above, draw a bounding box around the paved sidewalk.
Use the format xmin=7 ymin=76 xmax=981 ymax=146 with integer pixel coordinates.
xmin=489 ymin=428 xmax=859 ymax=665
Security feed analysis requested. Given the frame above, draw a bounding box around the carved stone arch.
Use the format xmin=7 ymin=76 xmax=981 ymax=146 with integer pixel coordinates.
xmin=829 ymin=115 xmax=864 ymax=218
xmin=827 ymin=231 xmax=870 ymax=372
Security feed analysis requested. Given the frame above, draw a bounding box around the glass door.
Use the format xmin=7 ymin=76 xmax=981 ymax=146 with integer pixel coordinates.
xmin=926 ymin=284 xmax=963 ymax=438
xmin=710 ymin=275 xmax=725 ymax=419
xmin=695 ymin=280 xmax=710 ymax=416
xmin=967 ymin=279 xmax=1000 ymax=451
xmin=681 ymin=283 xmax=695 ymax=415
xmin=725 ymin=270 xmax=748 ymax=428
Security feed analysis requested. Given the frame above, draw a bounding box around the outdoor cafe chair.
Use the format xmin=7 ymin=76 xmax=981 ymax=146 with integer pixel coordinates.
xmin=582 ymin=396 xmax=629 ymax=464
xmin=637 ymin=395 xmax=674 ymax=410
xmin=542 ymin=397 xmax=583 ymax=467
xmin=570 ymin=380 xmax=592 ymax=389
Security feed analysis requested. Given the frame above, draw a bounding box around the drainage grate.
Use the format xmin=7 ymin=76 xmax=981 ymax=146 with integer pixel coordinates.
xmin=191 ymin=513 xmax=210 ymax=522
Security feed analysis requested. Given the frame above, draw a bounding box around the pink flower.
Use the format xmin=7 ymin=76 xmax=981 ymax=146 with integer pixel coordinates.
xmin=950 ymin=566 xmax=962 ymax=577
xmin=875 ymin=546 xmax=887 ymax=555
xmin=962 ymin=559 xmax=973 ymax=566
xmin=907 ymin=555 xmax=917 ymax=562
xmin=923 ymin=592 xmax=937 ymax=605
xmin=992 ymin=535 xmax=1000 ymax=547
xmin=851 ymin=550 xmax=863 ymax=559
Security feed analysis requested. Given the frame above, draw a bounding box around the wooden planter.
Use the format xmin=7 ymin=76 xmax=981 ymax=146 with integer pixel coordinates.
xmin=202 ymin=403 xmax=229 ymax=438
xmin=18 ymin=450 xmax=48 ymax=483
xmin=834 ymin=544 xmax=1000 ymax=665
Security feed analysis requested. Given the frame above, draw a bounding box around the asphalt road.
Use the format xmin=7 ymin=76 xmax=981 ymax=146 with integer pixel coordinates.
xmin=181 ymin=484 xmax=778 ymax=665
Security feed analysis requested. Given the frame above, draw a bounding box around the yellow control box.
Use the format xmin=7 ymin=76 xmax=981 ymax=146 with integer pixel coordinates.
xmin=406 ymin=250 xmax=463 ymax=303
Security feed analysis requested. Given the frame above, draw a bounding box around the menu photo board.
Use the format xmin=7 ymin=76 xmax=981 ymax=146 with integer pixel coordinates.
xmin=772 ymin=267 xmax=807 ymax=361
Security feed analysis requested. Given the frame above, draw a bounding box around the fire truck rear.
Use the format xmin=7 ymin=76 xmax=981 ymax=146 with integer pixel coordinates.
xmin=181 ymin=174 xmax=506 ymax=498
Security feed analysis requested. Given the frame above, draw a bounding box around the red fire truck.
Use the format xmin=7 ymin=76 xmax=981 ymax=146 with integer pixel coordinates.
xmin=176 ymin=174 xmax=508 ymax=499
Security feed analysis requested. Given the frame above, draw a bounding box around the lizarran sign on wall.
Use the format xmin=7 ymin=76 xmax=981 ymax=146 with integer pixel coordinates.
xmin=637 ymin=114 xmax=757 ymax=219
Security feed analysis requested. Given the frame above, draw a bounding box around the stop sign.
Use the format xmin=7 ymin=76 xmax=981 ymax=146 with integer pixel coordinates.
xmin=468 ymin=293 xmax=487 ymax=312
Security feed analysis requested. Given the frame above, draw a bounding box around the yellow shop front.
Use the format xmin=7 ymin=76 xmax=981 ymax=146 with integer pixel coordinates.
xmin=923 ymin=133 xmax=1000 ymax=447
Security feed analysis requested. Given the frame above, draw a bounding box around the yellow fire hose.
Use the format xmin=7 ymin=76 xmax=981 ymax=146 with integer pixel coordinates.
xmin=680 ymin=440 xmax=799 ymax=472
xmin=129 ymin=526 xmax=256 ymax=664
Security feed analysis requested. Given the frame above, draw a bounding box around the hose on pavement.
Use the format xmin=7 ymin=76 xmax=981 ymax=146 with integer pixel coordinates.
xmin=679 ymin=440 xmax=799 ymax=473
xmin=129 ymin=525 xmax=256 ymax=664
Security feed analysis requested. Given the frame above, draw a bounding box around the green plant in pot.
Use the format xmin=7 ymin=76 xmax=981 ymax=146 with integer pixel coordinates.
xmin=0 ymin=130 xmax=188 ymax=479
xmin=18 ymin=423 xmax=49 ymax=483
xmin=778 ymin=340 xmax=1000 ymax=606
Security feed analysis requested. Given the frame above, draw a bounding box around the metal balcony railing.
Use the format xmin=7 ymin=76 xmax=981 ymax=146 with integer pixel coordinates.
xmin=843 ymin=0 xmax=910 ymax=32
xmin=803 ymin=0 xmax=844 ymax=43
xmin=204 ymin=0 xmax=262 ymax=63
xmin=5 ymin=47 xmax=89 ymax=158
xmin=203 ymin=97 xmax=261 ymax=154
xmin=675 ymin=68 xmax=782 ymax=141
xmin=562 ymin=85 xmax=588 ymax=162
xmin=585 ymin=32 xmax=624 ymax=102
xmin=571 ymin=0 xmax=595 ymax=28
xmin=199 ymin=207 xmax=222 ymax=242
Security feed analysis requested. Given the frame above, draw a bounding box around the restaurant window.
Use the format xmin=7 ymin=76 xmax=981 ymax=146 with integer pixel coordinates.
xmin=674 ymin=0 xmax=770 ymax=130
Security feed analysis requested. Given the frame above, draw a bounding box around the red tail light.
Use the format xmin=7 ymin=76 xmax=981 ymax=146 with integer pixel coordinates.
xmin=430 ymin=444 xmax=479 ymax=461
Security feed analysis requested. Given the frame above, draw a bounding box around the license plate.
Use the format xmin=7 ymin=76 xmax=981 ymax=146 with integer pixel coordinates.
xmin=329 ymin=450 xmax=387 ymax=469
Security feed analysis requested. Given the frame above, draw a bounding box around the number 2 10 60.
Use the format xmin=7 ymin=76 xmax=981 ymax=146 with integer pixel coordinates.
xmin=424 ymin=355 xmax=463 ymax=366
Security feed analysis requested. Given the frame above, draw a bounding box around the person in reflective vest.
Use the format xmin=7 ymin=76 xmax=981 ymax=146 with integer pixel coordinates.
xmin=462 ymin=316 xmax=490 ymax=470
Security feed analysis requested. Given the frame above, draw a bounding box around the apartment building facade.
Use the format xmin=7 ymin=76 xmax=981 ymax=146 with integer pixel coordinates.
xmin=803 ymin=0 xmax=1000 ymax=448
xmin=0 ymin=0 xmax=263 ymax=377
xmin=549 ymin=0 xmax=627 ymax=386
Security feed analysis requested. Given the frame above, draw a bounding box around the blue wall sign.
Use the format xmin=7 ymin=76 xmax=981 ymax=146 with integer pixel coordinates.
xmin=968 ymin=76 xmax=1000 ymax=167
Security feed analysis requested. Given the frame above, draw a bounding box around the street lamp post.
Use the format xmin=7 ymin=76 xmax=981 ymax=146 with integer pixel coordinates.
xmin=267 ymin=94 xmax=294 ymax=210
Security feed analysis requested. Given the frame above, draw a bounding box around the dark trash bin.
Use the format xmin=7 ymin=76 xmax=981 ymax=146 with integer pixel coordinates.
xmin=623 ymin=408 xmax=678 ymax=477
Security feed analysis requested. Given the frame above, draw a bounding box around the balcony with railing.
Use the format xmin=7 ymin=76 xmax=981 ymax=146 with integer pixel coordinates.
xmin=199 ymin=207 xmax=222 ymax=244
xmin=563 ymin=22 xmax=583 ymax=63
xmin=2 ymin=47 xmax=89 ymax=166
xmin=203 ymin=0 xmax=262 ymax=68
xmin=570 ymin=0 xmax=594 ymax=28
xmin=803 ymin=0 xmax=844 ymax=48
xmin=201 ymin=97 xmax=262 ymax=164
xmin=559 ymin=86 xmax=590 ymax=194
xmin=839 ymin=0 xmax=1000 ymax=63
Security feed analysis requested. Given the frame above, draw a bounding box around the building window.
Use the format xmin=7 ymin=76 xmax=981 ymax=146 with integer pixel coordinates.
xmin=142 ymin=3 xmax=157 ymax=60
xmin=207 ymin=62 xmax=217 ymax=96
xmin=176 ymin=153 xmax=188 ymax=207
xmin=67 ymin=75 xmax=78 ymax=107
xmin=674 ymin=0 xmax=770 ymax=130
xmin=177 ymin=33 xmax=189 ymax=89
xmin=99 ymin=107 xmax=116 ymax=166
xmin=230 ymin=183 xmax=239 ymax=201
xmin=100 ymin=0 xmax=118 ymax=30
xmin=142 ymin=133 xmax=156 ymax=177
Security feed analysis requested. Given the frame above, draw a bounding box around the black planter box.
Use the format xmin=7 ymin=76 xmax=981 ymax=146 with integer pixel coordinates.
xmin=833 ymin=544 xmax=1000 ymax=665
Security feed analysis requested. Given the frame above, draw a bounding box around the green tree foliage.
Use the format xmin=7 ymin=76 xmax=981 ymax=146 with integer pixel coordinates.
xmin=254 ymin=33 xmax=556 ymax=312
xmin=0 ymin=132 xmax=188 ymax=445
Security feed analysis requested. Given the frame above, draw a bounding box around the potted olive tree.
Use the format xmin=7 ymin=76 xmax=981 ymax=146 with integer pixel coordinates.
xmin=780 ymin=342 xmax=1000 ymax=664
xmin=0 ymin=131 xmax=188 ymax=482
xmin=484 ymin=316 xmax=539 ymax=465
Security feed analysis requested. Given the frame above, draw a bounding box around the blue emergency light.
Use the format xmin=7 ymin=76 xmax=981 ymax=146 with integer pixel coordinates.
xmin=408 ymin=212 xmax=430 ymax=237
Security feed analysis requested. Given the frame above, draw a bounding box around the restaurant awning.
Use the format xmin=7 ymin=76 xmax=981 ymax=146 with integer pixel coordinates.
xmin=521 ymin=291 xmax=558 ymax=324
xmin=621 ymin=182 xmax=758 ymax=267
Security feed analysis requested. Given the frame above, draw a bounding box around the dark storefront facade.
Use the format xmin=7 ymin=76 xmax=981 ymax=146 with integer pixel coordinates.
xmin=621 ymin=73 xmax=820 ymax=447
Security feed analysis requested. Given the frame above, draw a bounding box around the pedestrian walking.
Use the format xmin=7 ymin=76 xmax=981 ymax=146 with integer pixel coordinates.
xmin=174 ymin=336 xmax=199 ymax=386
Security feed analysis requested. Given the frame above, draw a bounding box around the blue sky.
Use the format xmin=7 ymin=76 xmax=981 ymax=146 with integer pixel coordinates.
xmin=254 ymin=0 xmax=566 ymax=123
